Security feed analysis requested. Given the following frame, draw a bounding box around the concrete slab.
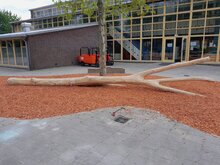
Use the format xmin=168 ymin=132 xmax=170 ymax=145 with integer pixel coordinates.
xmin=88 ymin=67 xmax=125 ymax=74
xmin=0 ymin=107 xmax=219 ymax=165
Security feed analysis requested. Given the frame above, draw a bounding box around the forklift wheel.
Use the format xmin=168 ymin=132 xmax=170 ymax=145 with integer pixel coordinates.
xmin=107 ymin=61 xmax=114 ymax=66
xmin=80 ymin=62 xmax=85 ymax=66
xmin=95 ymin=63 xmax=99 ymax=67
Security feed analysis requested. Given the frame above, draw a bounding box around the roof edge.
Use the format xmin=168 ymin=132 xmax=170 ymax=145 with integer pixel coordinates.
xmin=29 ymin=4 xmax=55 ymax=11
xmin=0 ymin=23 xmax=98 ymax=40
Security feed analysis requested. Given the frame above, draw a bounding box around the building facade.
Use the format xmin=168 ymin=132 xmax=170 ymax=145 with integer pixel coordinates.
xmin=0 ymin=24 xmax=99 ymax=69
xmin=11 ymin=4 xmax=96 ymax=33
xmin=8 ymin=0 xmax=220 ymax=65
xmin=106 ymin=0 xmax=220 ymax=63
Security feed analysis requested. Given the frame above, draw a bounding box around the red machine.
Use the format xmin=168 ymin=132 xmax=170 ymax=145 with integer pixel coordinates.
xmin=77 ymin=47 xmax=114 ymax=67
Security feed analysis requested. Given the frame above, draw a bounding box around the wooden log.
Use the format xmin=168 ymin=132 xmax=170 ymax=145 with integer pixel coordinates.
xmin=135 ymin=57 xmax=210 ymax=77
xmin=7 ymin=57 xmax=213 ymax=96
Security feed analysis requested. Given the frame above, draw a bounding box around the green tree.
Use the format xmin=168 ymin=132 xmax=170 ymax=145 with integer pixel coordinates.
xmin=0 ymin=10 xmax=21 ymax=34
xmin=52 ymin=0 xmax=151 ymax=75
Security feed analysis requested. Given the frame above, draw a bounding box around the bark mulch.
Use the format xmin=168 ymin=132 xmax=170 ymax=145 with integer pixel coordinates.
xmin=0 ymin=74 xmax=219 ymax=136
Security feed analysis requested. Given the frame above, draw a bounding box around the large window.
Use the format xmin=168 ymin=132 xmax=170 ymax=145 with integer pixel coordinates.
xmin=204 ymin=36 xmax=219 ymax=61
xmin=14 ymin=40 xmax=23 ymax=65
xmin=207 ymin=10 xmax=220 ymax=18
xmin=208 ymin=0 xmax=220 ymax=8
xmin=142 ymin=17 xmax=152 ymax=37
xmin=190 ymin=37 xmax=203 ymax=60
xmin=1 ymin=41 xmax=8 ymax=64
xmin=107 ymin=41 xmax=113 ymax=56
xmin=206 ymin=18 xmax=220 ymax=26
xmin=22 ymin=41 xmax=28 ymax=66
xmin=152 ymin=39 xmax=162 ymax=60
xmin=7 ymin=41 xmax=14 ymax=65
xmin=154 ymin=6 xmax=164 ymax=15
xmin=43 ymin=19 xmax=48 ymax=29
xmin=0 ymin=40 xmax=28 ymax=67
xmin=178 ymin=13 xmax=190 ymax=20
xmin=178 ymin=4 xmax=190 ymax=12
xmin=166 ymin=5 xmax=177 ymax=13
xmin=0 ymin=42 xmax=2 ymax=64
xmin=165 ymin=39 xmax=174 ymax=60
xmin=123 ymin=40 xmax=130 ymax=60
xmin=53 ymin=18 xmax=58 ymax=27
xmin=205 ymin=27 xmax=220 ymax=35
xmin=131 ymin=40 xmax=140 ymax=60
xmin=142 ymin=39 xmax=151 ymax=60
xmin=193 ymin=2 xmax=206 ymax=10
xmin=114 ymin=41 xmax=121 ymax=60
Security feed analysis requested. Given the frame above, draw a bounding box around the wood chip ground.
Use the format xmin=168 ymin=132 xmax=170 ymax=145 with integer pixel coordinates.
xmin=0 ymin=74 xmax=219 ymax=136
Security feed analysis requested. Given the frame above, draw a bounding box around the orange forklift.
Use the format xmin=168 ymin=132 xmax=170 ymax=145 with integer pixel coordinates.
xmin=77 ymin=47 xmax=114 ymax=67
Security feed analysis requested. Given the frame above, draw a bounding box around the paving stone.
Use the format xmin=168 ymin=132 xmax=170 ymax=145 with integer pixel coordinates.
xmin=77 ymin=149 xmax=103 ymax=165
xmin=97 ymin=153 xmax=125 ymax=165
xmin=131 ymin=146 xmax=156 ymax=159
xmin=121 ymin=153 xmax=149 ymax=165
xmin=146 ymin=156 xmax=172 ymax=165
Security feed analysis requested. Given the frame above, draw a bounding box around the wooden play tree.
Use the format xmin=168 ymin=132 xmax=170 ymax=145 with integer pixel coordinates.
xmin=7 ymin=57 xmax=214 ymax=96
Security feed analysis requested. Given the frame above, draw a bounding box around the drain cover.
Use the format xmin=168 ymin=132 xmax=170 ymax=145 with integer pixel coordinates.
xmin=184 ymin=75 xmax=190 ymax=77
xmin=114 ymin=116 xmax=130 ymax=124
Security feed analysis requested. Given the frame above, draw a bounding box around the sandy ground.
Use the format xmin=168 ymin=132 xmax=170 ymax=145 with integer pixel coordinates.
xmin=0 ymin=74 xmax=219 ymax=136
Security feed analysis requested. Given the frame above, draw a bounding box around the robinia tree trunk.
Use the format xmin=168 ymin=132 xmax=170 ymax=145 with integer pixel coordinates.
xmin=7 ymin=57 xmax=215 ymax=96
xmin=97 ymin=0 xmax=107 ymax=76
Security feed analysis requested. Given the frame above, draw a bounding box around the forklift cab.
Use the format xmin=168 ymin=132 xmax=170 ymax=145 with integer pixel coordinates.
xmin=80 ymin=47 xmax=99 ymax=56
xmin=79 ymin=47 xmax=98 ymax=65
xmin=90 ymin=47 xmax=99 ymax=55
xmin=80 ymin=47 xmax=90 ymax=56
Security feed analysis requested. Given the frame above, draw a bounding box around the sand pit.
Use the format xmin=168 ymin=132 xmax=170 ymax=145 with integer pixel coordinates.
xmin=0 ymin=74 xmax=219 ymax=136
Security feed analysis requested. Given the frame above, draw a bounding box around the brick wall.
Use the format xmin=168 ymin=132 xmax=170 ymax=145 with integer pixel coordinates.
xmin=28 ymin=25 xmax=99 ymax=70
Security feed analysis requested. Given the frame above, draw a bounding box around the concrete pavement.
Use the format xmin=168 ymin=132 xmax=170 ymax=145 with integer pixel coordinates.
xmin=0 ymin=107 xmax=219 ymax=165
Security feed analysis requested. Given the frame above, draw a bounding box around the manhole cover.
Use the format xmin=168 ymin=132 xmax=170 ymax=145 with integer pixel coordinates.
xmin=114 ymin=115 xmax=130 ymax=124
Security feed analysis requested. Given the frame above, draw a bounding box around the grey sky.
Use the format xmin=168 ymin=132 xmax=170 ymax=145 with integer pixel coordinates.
xmin=0 ymin=0 xmax=52 ymax=20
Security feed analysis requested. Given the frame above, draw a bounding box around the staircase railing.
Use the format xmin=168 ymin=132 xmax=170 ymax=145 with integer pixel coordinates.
xmin=108 ymin=25 xmax=140 ymax=60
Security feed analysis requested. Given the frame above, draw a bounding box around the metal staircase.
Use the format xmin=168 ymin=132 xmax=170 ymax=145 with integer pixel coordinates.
xmin=108 ymin=25 xmax=140 ymax=60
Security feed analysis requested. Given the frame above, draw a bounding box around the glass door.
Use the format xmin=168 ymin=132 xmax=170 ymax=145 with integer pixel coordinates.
xmin=164 ymin=38 xmax=175 ymax=62
xmin=218 ymin=32 xmax=220 ymax=62
xmin=181 ymin=38 xmax=187 ymax=62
